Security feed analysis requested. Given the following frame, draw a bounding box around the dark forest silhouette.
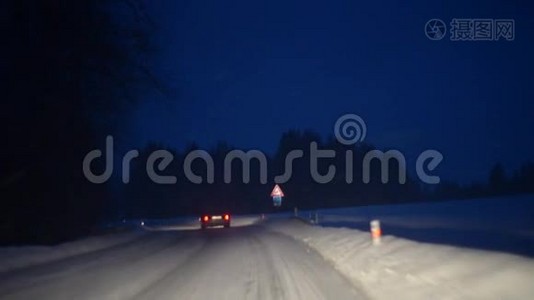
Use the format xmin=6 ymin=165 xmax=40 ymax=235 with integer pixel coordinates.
xmin=3 ymin=0 xmax=157 ymax=244
xmin=122 ymin=133 xmax=534 ymax=221
xmin=2 ymin=1 xmax=534 ymax=245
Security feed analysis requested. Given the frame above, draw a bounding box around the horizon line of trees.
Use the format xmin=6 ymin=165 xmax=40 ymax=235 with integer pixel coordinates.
xmin=430 ymin=162 xmax=534 ymax=201
xmin=120 ymin=130 xmax=534 ymax=220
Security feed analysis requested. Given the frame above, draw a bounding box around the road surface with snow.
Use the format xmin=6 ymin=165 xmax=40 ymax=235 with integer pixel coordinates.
xmin=0 ymin=222 xmax=365 ymax=300
xmin=2 ymin=196 xmax=534 ymax=300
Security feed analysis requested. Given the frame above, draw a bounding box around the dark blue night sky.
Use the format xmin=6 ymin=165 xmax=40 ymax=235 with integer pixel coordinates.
xmin=118 ymin=0 xmax=534 ymax=183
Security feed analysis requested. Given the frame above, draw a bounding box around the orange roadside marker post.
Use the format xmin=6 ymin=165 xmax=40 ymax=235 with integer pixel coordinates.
xmin=370 ymin=219 xmax=381 ymax=245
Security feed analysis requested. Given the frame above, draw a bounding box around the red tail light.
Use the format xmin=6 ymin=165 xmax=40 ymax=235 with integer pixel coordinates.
xmin=224 ymin=214 xmax=230 ymax=221
xmin=203 ymin=215 xmax=209 ymax=222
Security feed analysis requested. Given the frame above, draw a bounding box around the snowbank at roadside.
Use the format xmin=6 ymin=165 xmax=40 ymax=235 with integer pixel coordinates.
xmin=0 ymin=231 xmax=144 ymax=273
xmin=0 ymin=214 xmax=260 ymax=273
xmin=267 ymin=219 xmax=534 ymax=300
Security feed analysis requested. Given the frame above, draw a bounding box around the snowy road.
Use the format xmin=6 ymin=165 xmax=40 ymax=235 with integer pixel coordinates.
xmin=0 ymin=223 xmax=364 ymax=300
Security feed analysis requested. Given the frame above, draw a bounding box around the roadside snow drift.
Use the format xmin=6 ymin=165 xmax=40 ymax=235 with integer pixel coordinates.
xmin=312 ymin=195 xmax=534 ymax=256
xmin=0 ymin=231 xmax=144 ymax=273
xmin=267 ymin=219 xmax=534 ymax=300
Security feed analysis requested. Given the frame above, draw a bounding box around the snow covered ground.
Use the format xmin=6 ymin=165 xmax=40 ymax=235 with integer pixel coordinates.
xmin=0 ymin=231 xmax=145 ymax=273
xmin=268 ymin=218 xmax=534 ymax=299
xmin=0 ymin=218 xmax=364 ymax=300
xmin=267 ymin=195 xmax=534 ymax=300
xmin=302 ymin=195 xmax=534 ymax=256
xmin=0 ymin=214 xmax=263 ymax=273
xmin=1 ymin=196 xmax=533 ymax=299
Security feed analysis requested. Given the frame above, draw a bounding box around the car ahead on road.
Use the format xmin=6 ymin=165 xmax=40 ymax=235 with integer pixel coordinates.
xmin=200 ymin=213 xmax=231 ymax=229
